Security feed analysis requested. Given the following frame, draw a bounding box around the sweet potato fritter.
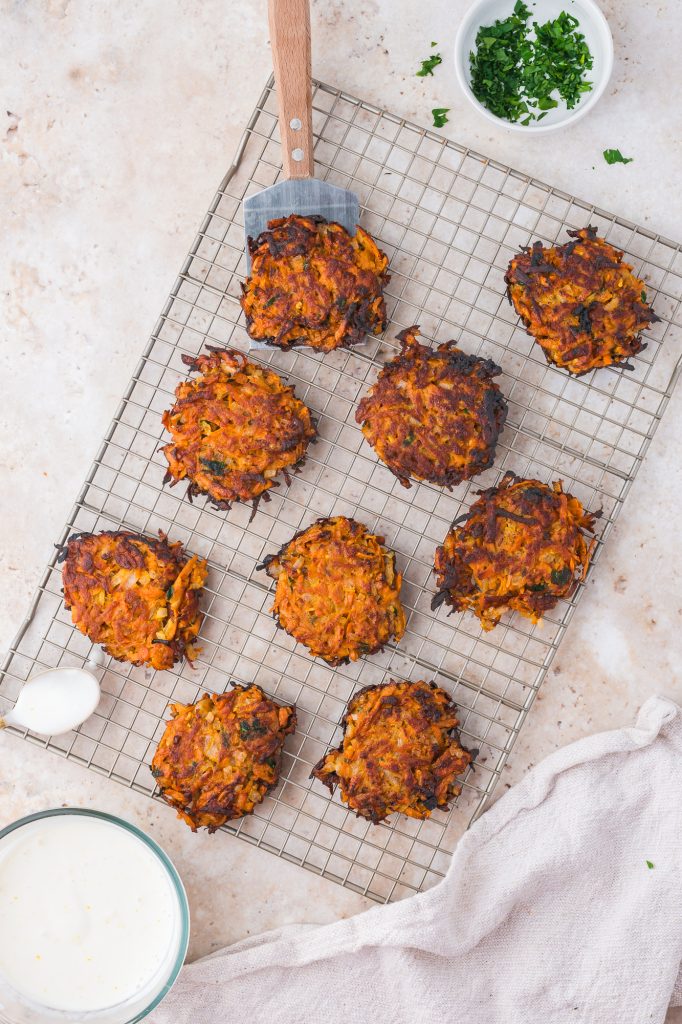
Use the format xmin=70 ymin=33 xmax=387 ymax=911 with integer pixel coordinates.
xmin=506 ymin=226 xmax=659 ymax=375
xmin=432 ymin=472 xmax=598 ymax=630
xmin=312 ymin=679 xmax=471 ymax=823
xmin=261 ymin=516 xmax=406 ymax=665
xmin=62 ymin=531 xmax=207 ymax=669
xmin=151 ymin=686 xmax=296 ymax=832
xmin=240 ymin=214 xmax=388 ymax=352
xmin=161 ymin=348 xmax=315 ymax=511
xmin=356 ymin=326 xmax=508 ymax=488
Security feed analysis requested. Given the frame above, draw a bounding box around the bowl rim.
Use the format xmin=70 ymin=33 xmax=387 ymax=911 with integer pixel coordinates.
xmin=454 ymin=0 xmax=614 ymax=134
xmin=0 ymin=807 xmax=190 ymax=1023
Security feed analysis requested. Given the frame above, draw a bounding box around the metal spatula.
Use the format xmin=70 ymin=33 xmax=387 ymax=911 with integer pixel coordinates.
xmin=243 ymin=0 xmax=359 ymax=256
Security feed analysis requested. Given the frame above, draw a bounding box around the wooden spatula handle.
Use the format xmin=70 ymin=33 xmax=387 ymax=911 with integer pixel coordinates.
xmin=268 ymin=0 xmax=314 ymax=180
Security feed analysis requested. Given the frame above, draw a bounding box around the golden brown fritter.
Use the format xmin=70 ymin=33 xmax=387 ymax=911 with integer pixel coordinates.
xmin=432 ymin=472 xmax=598 ymax=631
xmin=505 ymin=226 xmax=659 ymax=375
xmin=240 ymin=214 xmax=388 ymax=353
xmin=261 ymin=516 xmax=405 ymax=665
xmin=61 ymin=531 xmax=207 ymax=669
xmin=312 ymin=679 xmax=472 ymax=823
xmin=151 ymin=686 xmax=296 ymax=832
xmin=356 ymin=326 xmax=508 ymax=488
xmin=161 ymin=347 xmax=316 ymax=511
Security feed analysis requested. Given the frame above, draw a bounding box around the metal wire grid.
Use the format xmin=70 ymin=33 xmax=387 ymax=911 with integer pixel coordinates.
xmin=2 ymin=76 xmax=682 ymax=904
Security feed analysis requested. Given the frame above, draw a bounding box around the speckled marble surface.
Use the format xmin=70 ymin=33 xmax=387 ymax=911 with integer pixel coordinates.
xmin=2 ymin=0 xmax=682 ymax=1015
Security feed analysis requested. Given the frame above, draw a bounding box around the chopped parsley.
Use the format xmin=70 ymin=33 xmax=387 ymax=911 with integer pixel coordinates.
xmin=416 ymin=52 xmax=443 ymax=77
xmin=603 ymin=148 xmax=633 ymax=165
xmin=239 ymin=718 xmax=267 ymax=740
xmin=646 ymin=860 xmax=655 ymax=869
xmin=469 ymin=0 xmax=593 ymax=125
xmin=199 ymin=457 xmax=226 ymax=475
xmin=432 ymin=107 xmax=450 ymax=128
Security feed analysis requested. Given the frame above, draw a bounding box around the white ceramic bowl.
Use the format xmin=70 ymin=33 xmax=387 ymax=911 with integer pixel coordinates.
xmin=454 ymin=0 xmax=614 ymax=133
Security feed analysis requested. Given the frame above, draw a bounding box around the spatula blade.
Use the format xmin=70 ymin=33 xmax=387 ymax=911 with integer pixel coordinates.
xmin=243 ymin=178 xmax=359 ymax=260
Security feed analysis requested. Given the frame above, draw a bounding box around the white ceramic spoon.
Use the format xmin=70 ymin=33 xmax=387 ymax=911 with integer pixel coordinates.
xmin=0 ymin=657 xmax=103 ymax=737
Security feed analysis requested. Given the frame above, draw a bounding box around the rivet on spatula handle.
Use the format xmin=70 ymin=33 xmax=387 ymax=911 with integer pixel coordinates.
xmin=268 ymin=0 xmax=315 ymax=180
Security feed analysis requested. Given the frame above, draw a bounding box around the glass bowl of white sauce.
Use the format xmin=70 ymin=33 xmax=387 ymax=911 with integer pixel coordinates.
xmin=0 ymin=808 xmax=189 ymax=1023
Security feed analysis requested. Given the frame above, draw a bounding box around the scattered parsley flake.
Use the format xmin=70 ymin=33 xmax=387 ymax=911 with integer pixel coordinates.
xmin=469 ymin=1 xmax=593 ymax=125
xmin=646 ymin=860 xmax=655 ymax=869
xmin=432 ymin=107 xmax=450 ymax=128
xmin=641 ymin=290 xmax=647 ymax=302
xmin=431 ymin=40 xmax=437 ymax=47
xmin=416 ymin=52 xmax=443 ymax=76
xmin=603 ymin=148 xmax=633 ymax=165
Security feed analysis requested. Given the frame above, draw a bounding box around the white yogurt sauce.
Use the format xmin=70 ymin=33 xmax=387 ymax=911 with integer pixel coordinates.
xmin=1 ymin=667 xmax=101 ymax=736
xmin=0 ymin=814 xmax=183 ymax=1014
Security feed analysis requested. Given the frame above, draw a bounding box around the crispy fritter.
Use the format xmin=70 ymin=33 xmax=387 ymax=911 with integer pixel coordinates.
xmin=151 ymin=686 xmax=296 ymax=832
xmin=312 ymin=679 xmax=471 ymax=823
xmin=505 ymin=226 xmax=659 ymax=375
xmin=432 ymin=472 xmax=598 ymax=630
xmin=161 ymin=347 xmax=315 ymax=510
xmin=261 ymin=516 xmax=405 ymax=665
xmin=356 ymin=326 xmax=508 ymax=488
xmin=240 ymin=214 xmax=389 ymax=352
xmin=62 ymin=531 xmax=207 ymax=669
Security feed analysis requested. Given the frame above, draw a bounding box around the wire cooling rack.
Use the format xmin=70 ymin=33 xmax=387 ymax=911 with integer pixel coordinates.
xmin=2 ymin=76 xmax=682 ymax=903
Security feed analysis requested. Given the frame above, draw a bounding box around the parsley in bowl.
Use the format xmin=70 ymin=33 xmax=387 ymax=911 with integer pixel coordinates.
xmin=454 ymin=0 xmax=613 ymax=132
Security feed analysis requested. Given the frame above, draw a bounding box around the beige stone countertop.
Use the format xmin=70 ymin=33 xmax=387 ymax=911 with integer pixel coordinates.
xmin=2 ymin=1 xmax=681 ymax=1017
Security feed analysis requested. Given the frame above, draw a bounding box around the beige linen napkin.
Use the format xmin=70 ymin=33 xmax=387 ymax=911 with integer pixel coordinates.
xmin=151 ymin=696 xmax=682 ymax=1024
